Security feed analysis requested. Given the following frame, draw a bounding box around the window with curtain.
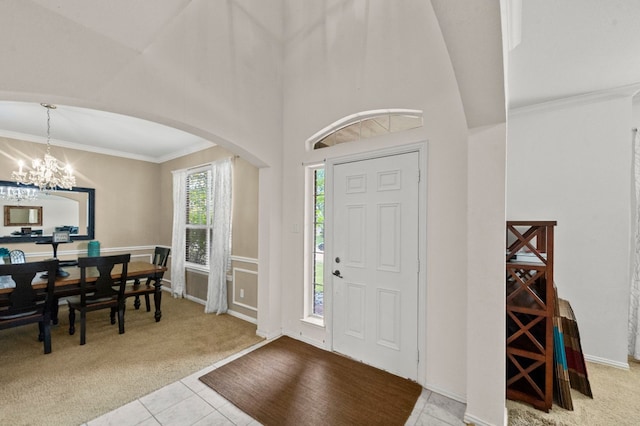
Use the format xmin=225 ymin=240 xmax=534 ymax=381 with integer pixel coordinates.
xmin=172 ymin=158 xmax=232 ymax=312
xmin=186 ymin=168 xmax=212 ymax=268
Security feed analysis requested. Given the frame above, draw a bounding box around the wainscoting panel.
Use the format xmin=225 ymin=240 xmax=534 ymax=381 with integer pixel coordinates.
xmin=229 ymin=256 xmax=258 ymax=320
xmin=232 ymin=267 xmax=258 ymax=312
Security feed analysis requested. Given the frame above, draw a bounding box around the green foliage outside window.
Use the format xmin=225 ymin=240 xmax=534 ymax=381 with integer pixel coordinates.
xmin=186 ymin=171 xmax=210 ymax=266
xmin=187 ymin=171 xmax=208 ymax=225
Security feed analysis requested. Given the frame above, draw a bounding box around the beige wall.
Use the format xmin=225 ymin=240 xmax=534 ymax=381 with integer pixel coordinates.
xmin=0 ymin=137 xmax=259 ymax=318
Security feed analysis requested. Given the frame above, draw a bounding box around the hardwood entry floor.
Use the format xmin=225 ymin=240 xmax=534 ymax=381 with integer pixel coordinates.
xmin=84 ymin=340 xmax=467 ymax=426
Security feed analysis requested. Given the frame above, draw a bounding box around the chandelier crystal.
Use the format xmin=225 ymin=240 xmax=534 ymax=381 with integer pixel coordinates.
xmin=11 ymin=103 xmax=76 ymax=191
xmin=0 ymin=186 xmax=38 ymax=203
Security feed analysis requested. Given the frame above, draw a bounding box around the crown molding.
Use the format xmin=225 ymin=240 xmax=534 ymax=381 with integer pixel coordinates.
xmin=509 ymin=82 xmax=640 ymax=117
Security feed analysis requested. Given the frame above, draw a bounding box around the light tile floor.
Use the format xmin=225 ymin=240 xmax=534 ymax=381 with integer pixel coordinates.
xmin=84 ymin=340 xmax=467 ymax=426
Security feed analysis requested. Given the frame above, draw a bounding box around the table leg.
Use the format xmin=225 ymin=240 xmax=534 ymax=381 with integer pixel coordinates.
xmin=154 ymin=278 xmax=162 ymax=322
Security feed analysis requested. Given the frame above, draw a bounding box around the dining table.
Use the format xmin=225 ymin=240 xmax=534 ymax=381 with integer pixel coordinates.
xmin=0 ymin=260 xmax=168 ymax=323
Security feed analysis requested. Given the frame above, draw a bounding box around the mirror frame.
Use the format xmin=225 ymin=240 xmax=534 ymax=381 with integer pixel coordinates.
xmin=4 ymin=205 xmax=43 ymax=226
xmin=0 ymin=181 xmax=95 ymax=244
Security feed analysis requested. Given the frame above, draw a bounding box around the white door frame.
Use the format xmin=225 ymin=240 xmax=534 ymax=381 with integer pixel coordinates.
xmin=323 ymin=141 xmax=428 ymax=385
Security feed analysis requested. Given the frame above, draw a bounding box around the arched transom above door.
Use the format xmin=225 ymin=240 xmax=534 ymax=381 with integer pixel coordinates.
xmin=306 ymin=109 xmax=423 ymax=151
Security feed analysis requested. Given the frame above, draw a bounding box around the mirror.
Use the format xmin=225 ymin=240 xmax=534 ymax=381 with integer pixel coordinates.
xmin=4 ymin=205 xmax=43 ymax=226
xmin=0 ymin=181 xmax=95 ymax=243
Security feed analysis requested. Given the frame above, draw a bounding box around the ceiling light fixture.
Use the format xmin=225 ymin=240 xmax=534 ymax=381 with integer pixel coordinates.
xmin=11 ymin=103 xmax=76 ymax=190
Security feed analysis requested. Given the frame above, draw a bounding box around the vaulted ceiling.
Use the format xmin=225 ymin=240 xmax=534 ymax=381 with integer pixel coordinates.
xmin=0 ymin=1 xmax=637 ymax=160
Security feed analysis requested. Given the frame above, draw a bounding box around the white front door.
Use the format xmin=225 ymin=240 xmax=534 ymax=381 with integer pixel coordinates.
xmin=331 ymin=151 xmax=420 ymax=380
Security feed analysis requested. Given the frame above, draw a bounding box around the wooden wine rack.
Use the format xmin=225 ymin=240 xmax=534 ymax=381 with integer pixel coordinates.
xmin=505 ymin=221 xmax=556 ymax=412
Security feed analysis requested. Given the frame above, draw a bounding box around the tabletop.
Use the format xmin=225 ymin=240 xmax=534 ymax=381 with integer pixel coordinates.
xmin=0 ymin=261 xmax=166 ymax=294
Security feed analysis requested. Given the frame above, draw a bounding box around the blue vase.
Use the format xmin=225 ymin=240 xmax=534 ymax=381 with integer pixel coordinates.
xmin=88 ymin=241 xmax=100 ymax=257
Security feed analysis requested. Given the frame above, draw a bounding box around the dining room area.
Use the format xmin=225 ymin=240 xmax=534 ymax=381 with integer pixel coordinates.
xmin=0 ymin=122 xmax=262 ymax=424
xmin=0 ymin=124 xmax=260 ymax=319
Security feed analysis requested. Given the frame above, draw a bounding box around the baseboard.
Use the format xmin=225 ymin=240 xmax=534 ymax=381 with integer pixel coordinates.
xmin=584 ymin=354 xmax=629 ymax=370
xmin=462 ymin=406 xmax=509 ymax=426
xmin=423 ymin=382 xmax=466 ymax=404
xmin=256 ymin=328 xmax=282 ymax=339
xmin=185 ymin=294 xmax=206 ymax=305
xmin=282 ymin=331 xmax=327 ymax=350
xmin=226 ymin=309 xmax=257 ymax=324
xmin=464 ymin=411 xmax=497 ymax=426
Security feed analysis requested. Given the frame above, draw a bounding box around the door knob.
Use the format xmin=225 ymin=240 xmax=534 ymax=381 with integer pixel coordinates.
xmin=332 ymin=270 xmax=343 ymax=278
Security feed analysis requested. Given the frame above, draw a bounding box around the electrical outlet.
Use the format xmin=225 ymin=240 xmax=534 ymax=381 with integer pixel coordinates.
xmin=240 ymin=288 xmax=245 ymax=298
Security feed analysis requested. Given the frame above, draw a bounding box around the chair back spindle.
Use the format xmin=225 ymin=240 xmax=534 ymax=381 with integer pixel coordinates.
xmin=68 ymin=254 xmax=131 ymax=345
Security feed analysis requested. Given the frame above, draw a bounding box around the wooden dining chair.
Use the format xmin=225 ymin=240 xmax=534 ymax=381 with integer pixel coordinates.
xmin=0 ymin=259 xmax=59 ymax=354
xmin=67 ymin=253 xmax=130 ymax=345
xmin=124 ymin=246 xmax=170 ymax=313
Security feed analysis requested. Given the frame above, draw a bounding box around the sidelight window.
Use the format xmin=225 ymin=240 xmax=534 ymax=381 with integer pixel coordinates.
xmin=305 ymin=165 xmax=325 ymax=319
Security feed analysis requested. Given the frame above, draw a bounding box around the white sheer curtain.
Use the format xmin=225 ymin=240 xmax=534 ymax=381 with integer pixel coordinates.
xmin=205 ymin=158 xmax=233 ymax=314
xmin=171 ymin=170 xmax=187 ymax=298
xmin=630 ymin=129 xmax=640 ymax=360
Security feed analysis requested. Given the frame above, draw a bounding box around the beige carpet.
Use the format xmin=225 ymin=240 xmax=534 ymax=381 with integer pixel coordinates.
xmin=0 ymin=295 xmax=263 ymax=426
xmin=200 ymin=336 xmax=422 ymax=426
xmin=508 ymin=359 xmax=640 ymax=425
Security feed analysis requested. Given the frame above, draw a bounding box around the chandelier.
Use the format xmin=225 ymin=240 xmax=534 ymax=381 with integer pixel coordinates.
xmin=11 ymin=103 xmax=76 ymax=190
